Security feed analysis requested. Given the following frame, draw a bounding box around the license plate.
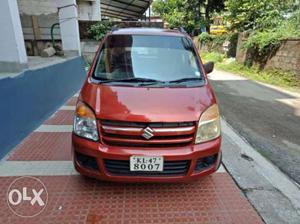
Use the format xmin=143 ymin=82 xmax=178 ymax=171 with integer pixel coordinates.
xmin=130 ymin=156 xmax=164 ymax=172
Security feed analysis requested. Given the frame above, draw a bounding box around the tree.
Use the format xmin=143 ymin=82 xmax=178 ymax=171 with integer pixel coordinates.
xmin=205 ymin=0 xmax=225 ymax=32
xmin=152 ymin=0 xmax=225 ymax=34
xmin=225 ymin=0 xmax=300 ymax=68
xmin=225 ymin=0 xmax=297 ymax=32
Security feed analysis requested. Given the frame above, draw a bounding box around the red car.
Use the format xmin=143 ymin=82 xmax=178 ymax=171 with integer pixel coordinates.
xmin=72 ymin=28 xmax=221 ymax=182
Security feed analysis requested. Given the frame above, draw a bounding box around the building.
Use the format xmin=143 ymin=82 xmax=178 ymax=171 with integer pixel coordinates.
xmin=0 ymin=0 xmax=150 ymax=158
xmin=0 ymin=0 xmax=151 ymax=73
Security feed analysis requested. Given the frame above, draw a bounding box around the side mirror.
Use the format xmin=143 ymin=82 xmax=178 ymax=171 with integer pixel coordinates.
xmin=204 ymin=61 xmax=214 ymax=74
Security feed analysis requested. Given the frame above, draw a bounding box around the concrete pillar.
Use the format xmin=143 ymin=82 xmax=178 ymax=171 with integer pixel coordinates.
xmin=0 ymin=0 xmax=28 ymax=73
xmin=56 ymin=0 xmax=81 ymax=57
xmin=78 ymin=0 xmax=101 ymax=21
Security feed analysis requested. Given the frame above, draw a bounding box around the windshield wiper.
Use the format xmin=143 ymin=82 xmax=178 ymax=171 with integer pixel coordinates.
xmin=169 ymin=77 xmax=203 ymax=83
xmin=96 ymin=77 xmax=163 ymax=84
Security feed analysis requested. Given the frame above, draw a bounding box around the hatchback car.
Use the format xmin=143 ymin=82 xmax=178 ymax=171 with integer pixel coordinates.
xmin=72 ymin=28 xmax=221 ymax=182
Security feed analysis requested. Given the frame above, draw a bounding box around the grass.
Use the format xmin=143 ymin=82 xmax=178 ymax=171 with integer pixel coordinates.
xmin=201 ymin=51 xmax=226 ymax=64
xmin=200 ymin=51 xmax=300 ymax=89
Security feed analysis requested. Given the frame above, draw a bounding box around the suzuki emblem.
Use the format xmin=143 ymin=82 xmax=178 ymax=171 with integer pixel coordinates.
xmin=142 ymin=127 xmax=154 ymax=139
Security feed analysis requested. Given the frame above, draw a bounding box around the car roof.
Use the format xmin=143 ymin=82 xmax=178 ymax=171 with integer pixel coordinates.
xmin=110 ymin=28 xmax=187 ymax=37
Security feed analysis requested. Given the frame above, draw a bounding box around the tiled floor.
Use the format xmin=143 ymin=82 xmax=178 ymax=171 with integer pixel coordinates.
xmin=44 ymin=111 xmax=74 ymax=125
xmin=66 ymin=97 xmax=78 ymax=106
xmin=8 ymin=132 xmax=72 ymax=161
xmin=0 ymin=174 xmax=262 ymax=224
xmin=1 ymin=95 xmax=264 ymax=224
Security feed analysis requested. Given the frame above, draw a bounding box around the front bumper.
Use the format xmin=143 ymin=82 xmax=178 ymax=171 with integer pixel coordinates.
xmin=72 ymin=134 xmax=222 ymax=183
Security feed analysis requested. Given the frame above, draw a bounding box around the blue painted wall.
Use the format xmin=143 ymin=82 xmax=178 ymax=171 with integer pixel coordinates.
xmin=0 ymin=57 xmax=86 ymax=159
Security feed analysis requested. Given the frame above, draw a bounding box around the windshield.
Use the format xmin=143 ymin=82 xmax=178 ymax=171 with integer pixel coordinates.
xmin=93 ymin=35 xmax=203 ymax=84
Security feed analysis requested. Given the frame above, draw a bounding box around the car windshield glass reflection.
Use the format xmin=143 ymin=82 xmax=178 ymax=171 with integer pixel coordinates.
xmin=93 ymin=35 xmax=203 ymax=85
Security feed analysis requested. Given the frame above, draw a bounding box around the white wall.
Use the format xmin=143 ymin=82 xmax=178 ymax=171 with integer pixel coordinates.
xmin=17 ymin=0 xmax=57 ymax=15
xmin=17 ymin=0 xmax=91 ymax=56
xmin=0 ymin=0 xmax=27 ymax=71
xmin=18 ymin=0 xmax=101 ymax=21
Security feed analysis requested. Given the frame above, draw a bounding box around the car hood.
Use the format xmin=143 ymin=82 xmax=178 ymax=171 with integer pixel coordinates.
xmin=80 ymin=83 xmax=216 ymax=123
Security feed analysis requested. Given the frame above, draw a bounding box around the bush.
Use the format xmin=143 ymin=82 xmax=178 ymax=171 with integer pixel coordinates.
xmin=198 ymin=32 xmax=213 ymax=44
xmin=226 ymin=32 xmax=238 ymax=44
xmin=200 ymin=51 xmax=226 ymax=63
xmin=199 ymin=33 xmax=237 ymax=45
xmin=212 ymin=35 xmax=227 ymax=45
xmin=244 ymin=31 xmax=283 ymax=55
xmin=198 ymin=32 xmax=238 ymax=57
xmin=242 ymin=14 xmax=300 ymax=60
xmin=88 ymin=21 xmax=113 ymax=41
xmin=217 ymin=61 xmax=300 ymax=88
xmin=200 ymin=51 xmax=299 ymax=88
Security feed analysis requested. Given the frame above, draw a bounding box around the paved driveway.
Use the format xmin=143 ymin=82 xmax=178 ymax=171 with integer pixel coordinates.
xmin=0 ymin=94 xmax=262 ymax=224
xmin=209 ymin=70 xmax=300 ymax=185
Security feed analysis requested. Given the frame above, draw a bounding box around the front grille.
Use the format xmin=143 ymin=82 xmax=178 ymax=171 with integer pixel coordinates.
xmin=104 ymin=159 xmax=190 ymax=176
xmin=101 ymin=120 xmax=195 ymax=128
xmin=100 ymin=120 xmax=196 ymax=147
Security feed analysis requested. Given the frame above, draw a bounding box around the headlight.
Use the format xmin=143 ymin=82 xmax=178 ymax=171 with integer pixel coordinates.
xmin=73 ymin=101 xmax=99 ymax=141
xmin=195 ymin=104 xmax=221 ymax=144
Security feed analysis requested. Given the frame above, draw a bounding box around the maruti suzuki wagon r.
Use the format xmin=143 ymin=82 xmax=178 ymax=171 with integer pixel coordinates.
xmin=72 ymin=28 xmax=221 ymax=182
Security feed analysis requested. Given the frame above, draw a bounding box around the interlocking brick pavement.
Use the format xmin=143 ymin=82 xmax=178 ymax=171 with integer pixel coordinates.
xmin=44 ymin=111 xmax=74 ymax=125
xmin=0 ymin=174 xmax=263 ymax=224
xmin=8 ymin=132 xmax=72 ymax=161
xmin=66 ymin=97 xmax=78 ymax=106
xmin=1 ymin=95 xmax=264 ymax=224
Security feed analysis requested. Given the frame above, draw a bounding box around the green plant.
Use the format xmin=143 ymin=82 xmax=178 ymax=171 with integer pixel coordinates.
xmin=152 ymin=0 xmax=225 ymax=33
xmin=212 ymin=35 xmax=227 ymax=45
xmin=226 ymin=32 xmax=238 ymax=43
xmin=198 ymin=32 xmax=213 ymax=44
xmin=199 ymin=32 xmax=237 ymax=46
xmin=201 ymin=51 xmax=300 ymax=88
xmin=225 ymin=0 xmax=296 ymax=32
xmin=200 ymin=51 xmax=225 ymax=63
xmin=243 ymin=31 xmax=282 ymax=55
xmin=88 ymin=21 xmax=113 ymax=41
xmin=198 ymin=32 xmax=238 ymax=56
xmin=218 ymin=61 xmax=300 ymax=88
xmin=241 ymin=14 xmax=300 ymax=66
